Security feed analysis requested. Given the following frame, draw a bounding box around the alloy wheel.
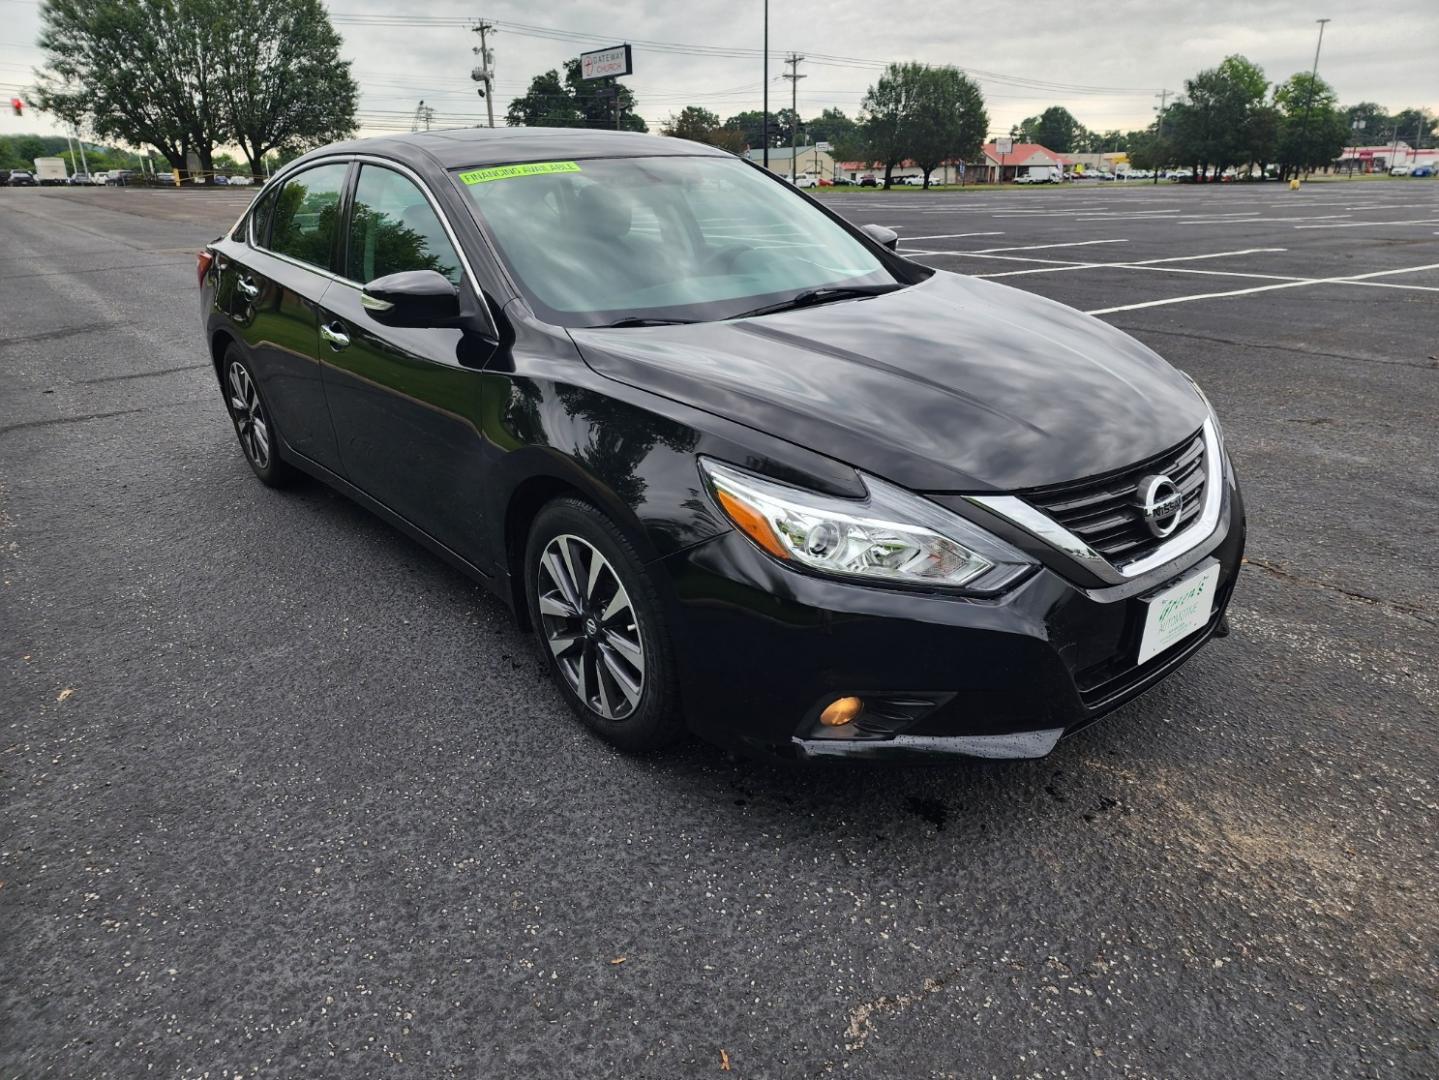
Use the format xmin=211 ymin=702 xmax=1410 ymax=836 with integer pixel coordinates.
xmin=536 ymin=533 xmax=645 ymax=720
xmin=226 ymin=360 xmax=270 ymax=469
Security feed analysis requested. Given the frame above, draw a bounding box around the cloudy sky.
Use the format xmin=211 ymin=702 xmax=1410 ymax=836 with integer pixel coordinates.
xmin=2 ymin=0 xmax=1435 ymax=147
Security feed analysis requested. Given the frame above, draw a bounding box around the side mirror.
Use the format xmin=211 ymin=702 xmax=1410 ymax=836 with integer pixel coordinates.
xmin=861 ymin=223 xmax=899 ymax=251
xmin=361 ymin=269 xmax=461 ymax=328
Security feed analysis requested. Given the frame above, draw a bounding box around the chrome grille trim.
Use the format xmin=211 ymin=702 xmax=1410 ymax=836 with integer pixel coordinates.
xmin=968 ymin=419 xmax=1223 ymax=584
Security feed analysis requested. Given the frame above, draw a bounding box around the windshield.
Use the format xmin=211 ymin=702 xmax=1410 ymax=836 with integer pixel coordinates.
xmin=456 ymin=155 xmax=898 ymax=326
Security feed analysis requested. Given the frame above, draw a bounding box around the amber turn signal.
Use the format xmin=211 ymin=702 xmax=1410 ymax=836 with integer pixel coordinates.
xmin=819 ymin=696 xmax=864 ymax=727
xmin=715 ymin=488 xmax=789 ymax=559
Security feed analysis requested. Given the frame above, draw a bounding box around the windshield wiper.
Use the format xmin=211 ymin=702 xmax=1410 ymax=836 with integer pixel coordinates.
xmin=592 ymin=316 xmax=697 ymax=328
xmin=730 ymin=283 xmax=903 ymax=321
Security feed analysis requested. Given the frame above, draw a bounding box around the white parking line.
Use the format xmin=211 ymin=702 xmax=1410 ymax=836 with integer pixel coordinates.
xmin=967 ymin=239 xmax=1129 ymax=253
xmin=905 ymin=247 xmax=1286 ymax=277
xmin=1084 ymin=262 xmax=1439 ymax=315
xmin=1293 ymin=219 xmax=1439 ymax=230
xmin=895 ymin=231 xmax=1005 ymax=240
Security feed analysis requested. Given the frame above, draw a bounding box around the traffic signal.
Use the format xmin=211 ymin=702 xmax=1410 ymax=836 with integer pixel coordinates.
xmin=10 ymin=97 xmax=21 ymax=117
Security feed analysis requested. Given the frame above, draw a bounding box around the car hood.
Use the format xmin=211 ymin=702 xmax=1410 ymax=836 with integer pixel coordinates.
xmin=569 ymin=272 xmax=1207 ymax=492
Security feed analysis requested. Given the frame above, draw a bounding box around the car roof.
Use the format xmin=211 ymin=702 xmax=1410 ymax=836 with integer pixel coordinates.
xmin=295 ymin=127 xmax=731 ymax=172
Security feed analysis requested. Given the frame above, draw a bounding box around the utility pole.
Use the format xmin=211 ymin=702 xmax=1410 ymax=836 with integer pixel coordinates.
xmin=472 ymin=21 xmax=496 ymax=128
xmin=761 ymin=0 xmax=769 ymax=169
xmin=782 ymin=53 xmax=805 ymax=181
xmin=1295 ymin=17 xmax=1331 ymax=179
xmin=1153 ymin=89 xmax=1170 ymax=185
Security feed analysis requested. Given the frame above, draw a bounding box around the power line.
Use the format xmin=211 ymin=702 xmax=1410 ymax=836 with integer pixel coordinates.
xmin=323 ymin=11 xmax=1165 ymax=98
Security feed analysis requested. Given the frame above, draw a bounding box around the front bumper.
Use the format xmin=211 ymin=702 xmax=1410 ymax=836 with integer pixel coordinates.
xmin=657 ymin=470 xmax=1245 ymax=761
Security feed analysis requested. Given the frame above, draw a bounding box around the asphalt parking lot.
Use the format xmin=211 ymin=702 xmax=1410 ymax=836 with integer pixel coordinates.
xmin=2 ymin=180 xmax=1436 ymax=1078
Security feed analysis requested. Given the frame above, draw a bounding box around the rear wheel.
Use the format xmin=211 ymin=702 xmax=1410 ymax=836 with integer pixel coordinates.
xmin=222 ymin=345 xmax=293 ymax=487
xmin=525 ymin=498 xmax=682 ymax=752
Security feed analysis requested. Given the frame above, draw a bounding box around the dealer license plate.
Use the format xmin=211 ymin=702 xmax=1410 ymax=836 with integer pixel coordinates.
xmin=1137 ymin=562 xmax=1221 ymax=665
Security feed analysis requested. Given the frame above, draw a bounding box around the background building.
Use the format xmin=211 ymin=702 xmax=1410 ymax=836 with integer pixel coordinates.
xmin=745 ymin=145 xmax=835 ymax=180
xmin=978 ymin=142 xmax=1065 ymax=182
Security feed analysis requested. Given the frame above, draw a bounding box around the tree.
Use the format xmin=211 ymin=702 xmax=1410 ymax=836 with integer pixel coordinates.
xmin=33 ymin=0 xmax=355 ymax=177
xmin=907 ymin=66 xmax=987 ymax=188
xmin=1012 ymin=106 xmax=1085 ymax=153
xmin=1127 ymin=130 xmax=1173 ymax=174
xmin=507 ymin=60 xmax=646 ymax=132
xmin=664 ymin=106 xmax=720 ymax=142
xmin=806 ymin=108 xmax=858 ymax=152
xmin=662 ymin=106 xmax=745 ymax=154
xmin=1167 ymin=54 xmax=1272 ymax=180
xmin=1275 ymin=71 xmax=1346 ymax=177
xmin=1343 ymin=101 xmax=1389 ymax=145
xmin=722 ymin=110 xmax=780 ymax=150
xmin=506 ymin=69 xmax=585 ymax=128
xmin=1240 ymin=105 xmax=1281 ymax=176
xmin=1388 ymin=107 xmax=1437 ymax=150
xmin=214 ymin=0 xmax=357 ymax=177
xmin=861 ymin=62 xmax=926 ymax=188
xmin=771 ymin=108 xmax=802 ymax=149
xmin=565 ymin=59 xmax=646 ymax=132
xmin=34 ymin=0 xmax=230 ymax=174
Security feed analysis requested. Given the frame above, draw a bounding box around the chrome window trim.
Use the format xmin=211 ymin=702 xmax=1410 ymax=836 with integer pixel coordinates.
xmin=968 ymin=418 xmax=1223 ymax=584
xmin=329 ymin=155 xmax=499 ymax=341
xmin=248 ymin=157 xmax=355 ymax=281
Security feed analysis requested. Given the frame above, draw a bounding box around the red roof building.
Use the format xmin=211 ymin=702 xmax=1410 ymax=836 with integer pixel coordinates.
xmin=980 ymin=142 xmax=1065 ymax=182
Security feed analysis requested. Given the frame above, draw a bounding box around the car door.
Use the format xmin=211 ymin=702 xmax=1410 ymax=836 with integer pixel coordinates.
xmin=215 ymin=161 xmax=350 ymax=474
xmin=316 ymin=161 xmax=490 ymax=566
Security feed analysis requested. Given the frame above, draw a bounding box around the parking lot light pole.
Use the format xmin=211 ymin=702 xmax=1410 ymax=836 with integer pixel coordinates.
xmin=1296 ymin=18 xmax=1331 ymax=179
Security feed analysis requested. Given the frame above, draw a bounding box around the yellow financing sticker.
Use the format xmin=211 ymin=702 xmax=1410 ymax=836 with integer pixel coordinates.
xmin=459 ymin=161 xmax=581 ymax=184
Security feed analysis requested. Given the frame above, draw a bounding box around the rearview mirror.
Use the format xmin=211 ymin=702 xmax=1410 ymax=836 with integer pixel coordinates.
xmin=861 ymin=223 xmax=899 ymax=251
xmin=361 ymin=269 xmax=461 ymax=328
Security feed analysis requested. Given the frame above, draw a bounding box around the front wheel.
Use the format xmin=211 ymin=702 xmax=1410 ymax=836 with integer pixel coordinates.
xmin=525 ymin=498 xmax=683 ymax=753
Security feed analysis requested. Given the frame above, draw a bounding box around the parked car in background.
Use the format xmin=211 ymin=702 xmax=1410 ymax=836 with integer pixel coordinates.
xmin=1411 ymin=165 xmax=1434 ymax=178
xmin=33 ymin=157 xmax=68 ymax=185
xmin=227 ymin=175 xmax=254 ymax=186
xmin=68 ymin=172 xmax=94 ymax=185
xmin=105 ymin=169 xmax=135 ymax=186
xmin=859 ymin=173 xmax=878 ymax=186
xmin=199 ymin=127 xmax=1244 ymax=762
xmin=1390 ymin=164 xmax=1411 ymax=177
xmin=8 ymin=169 xmax=37 ymax=186
xmin=213 ymin=175 xmax=230 ymax=185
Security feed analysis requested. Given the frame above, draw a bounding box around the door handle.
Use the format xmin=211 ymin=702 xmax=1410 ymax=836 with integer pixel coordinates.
xmin=236 ymin=278 xmax=259 ymax=299
xmin=320 ymin=322 xmax=351 ymax=350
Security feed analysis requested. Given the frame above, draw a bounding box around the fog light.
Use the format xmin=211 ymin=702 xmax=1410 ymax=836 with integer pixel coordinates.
xmin=819 ymin=696 xmax=864 ymax=727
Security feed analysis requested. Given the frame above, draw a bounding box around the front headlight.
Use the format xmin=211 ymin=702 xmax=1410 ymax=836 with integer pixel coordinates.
xmin=699 ymin=458 xmax=1035 ymax=595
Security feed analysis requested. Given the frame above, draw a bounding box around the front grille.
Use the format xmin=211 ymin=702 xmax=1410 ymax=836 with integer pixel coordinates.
xmin=1022 ymin=430 xmax=1207 ymax=567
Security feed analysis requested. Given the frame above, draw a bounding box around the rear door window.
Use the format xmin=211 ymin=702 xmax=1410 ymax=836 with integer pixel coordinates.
xmin=266 ymin=163 xmax=349 ymax=271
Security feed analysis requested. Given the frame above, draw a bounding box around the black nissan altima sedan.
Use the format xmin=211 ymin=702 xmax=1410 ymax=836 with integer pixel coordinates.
xmin=198 ymin=127 xmax=1245 ymax=761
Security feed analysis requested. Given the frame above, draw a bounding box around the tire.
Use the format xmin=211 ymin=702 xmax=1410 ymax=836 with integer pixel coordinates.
xmin=524 ymin=497 xmax=683 ymax=753
xmin=221 ymin=344 xmax=294 ymax=488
